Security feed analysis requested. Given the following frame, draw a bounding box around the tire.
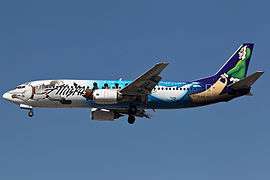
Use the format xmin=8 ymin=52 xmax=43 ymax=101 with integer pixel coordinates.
xmin=128 ymin=115 xmax=135 ymax=124
xmin=28 ymin=111 xmax=33 ymax=117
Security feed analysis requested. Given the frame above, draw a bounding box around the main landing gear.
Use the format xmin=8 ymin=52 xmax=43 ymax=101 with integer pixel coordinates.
xmin=128 ymin=106 xmax=137 ymax=124
xmin=128 ymin=115 xmax=135 ymax=124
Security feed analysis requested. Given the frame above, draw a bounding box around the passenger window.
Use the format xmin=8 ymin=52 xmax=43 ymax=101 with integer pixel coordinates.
xmin=103 ymin=83 xmax=109 ymax=89
xmin=93 ymin=82 xmax=98 ymax=90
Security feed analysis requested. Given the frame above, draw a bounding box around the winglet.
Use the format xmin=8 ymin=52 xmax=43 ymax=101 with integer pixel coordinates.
xmin=154 ymin=62 xmax=169 ymax=72
xmin=229 ymin=71 xmax=264 ymax=90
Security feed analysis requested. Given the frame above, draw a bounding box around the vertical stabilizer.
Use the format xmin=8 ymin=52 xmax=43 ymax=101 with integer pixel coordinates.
xmin=216 ymin=43 xmax=254 ymax=79
xmin=197 ymin=43 xmax=254 ymax=85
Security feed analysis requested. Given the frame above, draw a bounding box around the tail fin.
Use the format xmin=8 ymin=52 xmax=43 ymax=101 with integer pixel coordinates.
xmin=197 ymin=43 xmax=254 ymax=84
xmin=216 ymin=43 xmax=254 ymax=79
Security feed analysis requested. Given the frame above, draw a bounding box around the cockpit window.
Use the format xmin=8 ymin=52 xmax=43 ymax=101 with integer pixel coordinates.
xmin=16 ymin=85 xmax=25 ymax=89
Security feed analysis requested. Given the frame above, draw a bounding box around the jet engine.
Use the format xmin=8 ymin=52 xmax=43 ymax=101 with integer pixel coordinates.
xmin=91 ymin=109 xmax=122 ymax=121
xmin=93 ymin=89 xmax=122 ymax=104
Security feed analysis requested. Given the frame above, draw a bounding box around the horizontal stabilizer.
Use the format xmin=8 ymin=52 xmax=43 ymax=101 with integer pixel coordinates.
xmin=229 ymin=71 xmax=264 ymax=90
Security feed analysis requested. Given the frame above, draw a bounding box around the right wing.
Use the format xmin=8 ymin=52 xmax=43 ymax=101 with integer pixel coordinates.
xmin=120 ymin=62 xmax=169 ymax=95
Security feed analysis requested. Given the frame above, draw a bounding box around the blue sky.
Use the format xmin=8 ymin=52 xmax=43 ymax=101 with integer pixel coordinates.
xmin=0 ymin=0 xmax=269 ymax=179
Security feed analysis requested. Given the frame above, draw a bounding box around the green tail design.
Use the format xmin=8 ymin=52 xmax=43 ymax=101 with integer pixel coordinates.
xmin=226 ymin=45 xmax=252 ymax=80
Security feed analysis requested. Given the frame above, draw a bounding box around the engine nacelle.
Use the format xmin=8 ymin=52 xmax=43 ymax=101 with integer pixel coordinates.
xmin=93 ymin=89 xmax=121 ymax=104
xmin=91 ymin=109 xmax=121 ymax=121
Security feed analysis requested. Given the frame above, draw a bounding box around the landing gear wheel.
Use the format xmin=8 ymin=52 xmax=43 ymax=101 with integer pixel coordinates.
xmin=28 ymin=110 xmax=33 ymax=117
xmin=128 ymin=115 xmax=136 ymax=124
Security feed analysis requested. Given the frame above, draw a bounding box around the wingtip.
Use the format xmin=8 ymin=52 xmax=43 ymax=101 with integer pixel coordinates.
xmin=157 ymin=62 xmax=169 ymax=66
xmin=256 ymin=70 xmax=264 ymax=74
xmin=255 ymin=71 xmax=264 ymax=77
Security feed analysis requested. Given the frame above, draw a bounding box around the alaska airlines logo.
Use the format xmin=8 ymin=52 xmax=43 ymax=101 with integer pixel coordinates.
xmin=46 ymin=83 xmax=87 ymax=97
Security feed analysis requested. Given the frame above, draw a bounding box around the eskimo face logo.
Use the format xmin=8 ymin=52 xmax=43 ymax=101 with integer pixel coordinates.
xmin=238 ymin=45 xmax=250 ymax=61
xmin=223 ymin=45 xmax=252 ymax=82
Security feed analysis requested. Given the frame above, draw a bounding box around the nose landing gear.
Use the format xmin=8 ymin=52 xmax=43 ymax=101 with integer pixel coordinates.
xmin=28 ymin=109 xmax=34 ymax=117
xmin=20 ymin=104 xmax=34 ymax=118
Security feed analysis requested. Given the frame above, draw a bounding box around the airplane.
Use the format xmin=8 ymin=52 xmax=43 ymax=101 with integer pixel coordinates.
xmin=2 ymin=43 xmax=264 ymax=124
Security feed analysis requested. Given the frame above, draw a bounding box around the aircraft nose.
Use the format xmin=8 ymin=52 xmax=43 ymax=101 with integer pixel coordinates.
xmin=2 ymin=92 xmax=12 ymax=101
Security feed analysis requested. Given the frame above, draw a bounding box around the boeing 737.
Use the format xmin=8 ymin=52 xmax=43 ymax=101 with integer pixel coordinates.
xmin=3 ymin=43 xmax=263 ymax=124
